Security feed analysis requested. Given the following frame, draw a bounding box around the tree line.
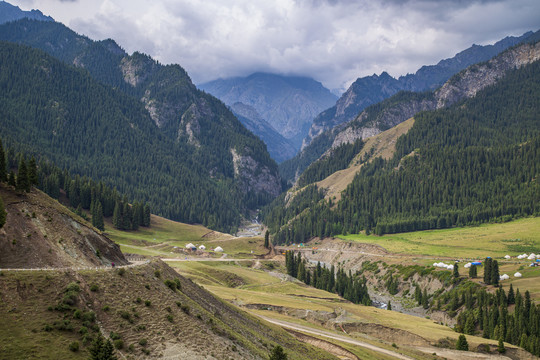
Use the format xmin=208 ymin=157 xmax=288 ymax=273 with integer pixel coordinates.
xmin=0 ymin=137 xmax=150 ymax=231
xmin=285 ymin=251 xmax=371 ymax=306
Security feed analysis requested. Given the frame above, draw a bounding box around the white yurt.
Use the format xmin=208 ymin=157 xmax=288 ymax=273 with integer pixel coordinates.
xmin=514 ymin=272 xmax=523 ymax=278
xmin=214 ymin=246 xmax=224 ymax=252
xmin=504 ymin=255 xmax=511 ymax=259
xmin=185 ymin=243 xmax=196 ymax=250
xmin=500 ymin=274 xmax=510 ymax=281
xmin=199 ymin=245 xmax=206 ymax=250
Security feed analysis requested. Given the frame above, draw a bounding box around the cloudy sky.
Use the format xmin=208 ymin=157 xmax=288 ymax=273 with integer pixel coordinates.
xmin=9 ymin=0 xmax=540 ymax=92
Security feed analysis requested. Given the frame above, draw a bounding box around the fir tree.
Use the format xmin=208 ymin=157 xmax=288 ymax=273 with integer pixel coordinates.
xmin=269 ymin=345 xmax=288 ymax=360
xmin=0 ymin=196 xmax=6 ymax=229
xmin=484 ymin=258 xmax=492 ymax=284
xmin=456 ymin=334 xmax=469 ymax=351
xmin=387 ymin=301 xmax=392 ymax=310
xmin=0 ymin=139 xmax=6 ymax=182
xmin=469 ymin=264 xmax=477 ymax=278
xmin=507 ymin=284 xmax=515 ymax=305
xmin=92 ymin=201 xmax=104 ymax=231
xmin=491 ymin=260 xmax=500 ymax=287
xmin=453 ymin=263 xmax=459 ymax=279
xmin=7 ymin=171 xmax=15 ymax=186
xmin=89 ymin=333 xmax=117 ymax=360
xmin=16 ymin=157 xmax=30 ymax=192
xmin=498 ymin=338 xmax=506 ymax=353
xmin=28 ymin=156 xmax=38 ymax=186
xmin=143 ymin=204 xmax=151 ymax=227
xmin=112 ymin=201 xmax=122 ymax=230
xmin=264 ymin=230 xmax=270 ymax=249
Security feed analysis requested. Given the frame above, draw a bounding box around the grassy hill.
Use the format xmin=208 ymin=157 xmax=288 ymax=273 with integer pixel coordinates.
xmin=0 ymin=184 xmax=337 ymax=360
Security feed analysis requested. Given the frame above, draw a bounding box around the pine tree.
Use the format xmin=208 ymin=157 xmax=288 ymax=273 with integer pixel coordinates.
xmin=498 ymin=338 xmax=506 ymax=353
xmin=92 ymin=201 xmax=104 ymax=231
xmin=491 ymin=260 xmax=500 ymax=287
xmin=28 ymin=156 xmax=38 ymax=186
xmin=453 ymin=263 xmax=459 ymax=279
xmin=387 ymin=301 xmax=392 ymax=310
xmin=7 ymin=171 xmax=15 ymax=186
xmin=143 ymin=204 xmax=151 ymax=227
xmin=112 ymin=201 xmax=122 ymax=230
xmin=507 ymin=284 xmax=515 ymax=305
xmin=264 ymin=230 xmax=270 ymax=249
xmin=469 ymin=264 xmax=477 ymax=278
xmin=16 ymin=157 xmax=30 ymax=192
xmin=465 ymin=313 xmax=475 ymax=335
xmin=456 ymin=334 xmax=469 ymax=351
xmin=0 ymin=196 xmax=6 ymax=229
xmin=269 ymin=345 xmax=288 ymax=360
xmin=484 ymin=258 xmax=492 ymax=284
xmin=0 ymin=139 xmax=6 ymax=182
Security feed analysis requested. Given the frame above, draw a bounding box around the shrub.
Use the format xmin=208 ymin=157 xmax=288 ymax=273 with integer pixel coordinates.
xmin=175 ymin=301 xmax=182 ymax=307
xmin=135 ymin=297 xmax=142 ymax=304
xmin=43 ymin=324 xmax=53 ymax=332
xmin=90 ymin=284 xmax=99 ymax=292
xmin=109 ymin=331 xmax=121 ymax=340
xmin=81 ymin=311 xmax=96 ymax=323
xmin=73 ymin=309 xmax=82 ymax=319
xmin=119 ymin=310 xmax=132 ymax=322
xmin=117 ymin=268 xmax=125 ymax=276
xmin=154 ymin=270 xmax=161 ymax=278
xmin=113 ymin=339 xmax=124 ymax=349
xmin=79 ymin=326 xmax=88 ymax=335
xmin=144 ymin=300 xmax=151 ymax=307
xmin=102 ymin=305 xmax=110 ymax=312
xmin=181 ymin=305 xmax=190 ymax=314
xmin=139 ymin=338 xmax=147 ymax=346
xmin=166 ymin=314 xmax=174 ymax=322
xmin=174 ymin=278 xmax=181 ymax=290
xmin=128 ymin=344 xmax=135 ymax=352
xmin=69 ymin=341 xmax=79 ymax=352
xmin=164 ymin=279 xmax=176 ymax=290
xmin=145 ymin=284 xmax=150 ymax=290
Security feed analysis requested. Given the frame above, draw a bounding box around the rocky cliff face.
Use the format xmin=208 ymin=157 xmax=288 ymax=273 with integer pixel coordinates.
xmin=231 ymin=149 xmax=282 ymax=197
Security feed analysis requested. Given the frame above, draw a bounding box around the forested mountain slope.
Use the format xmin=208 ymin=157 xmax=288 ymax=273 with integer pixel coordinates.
xmin=301 ymin=30 xmax=535 ymax=150
xmin=264 ymin=57 xmax=540 ymax=244
xmin=281 ymin=36 xmax=540 ymax=183
xmin=0 ymin=41 xmax=276 ymax=233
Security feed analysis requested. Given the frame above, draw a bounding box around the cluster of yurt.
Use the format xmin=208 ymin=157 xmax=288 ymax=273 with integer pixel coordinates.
xmin=516 ymin=253 xmax=540 ymax=259
xmin=433 ymin=262 xmax=454 ymax=270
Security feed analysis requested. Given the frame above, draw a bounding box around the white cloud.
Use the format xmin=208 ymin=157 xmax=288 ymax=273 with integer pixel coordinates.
xmin=8 ymin=0 xmax=540 ymax=91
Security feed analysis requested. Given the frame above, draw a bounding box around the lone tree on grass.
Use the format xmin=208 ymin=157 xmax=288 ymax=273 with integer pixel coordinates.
xmin=456 ymin=334 xmax=469 ymax=351
xmin=453 ymin=263 xmax=459 ymax=279
xmin=269 ymin=345 xmax=288 ymax=360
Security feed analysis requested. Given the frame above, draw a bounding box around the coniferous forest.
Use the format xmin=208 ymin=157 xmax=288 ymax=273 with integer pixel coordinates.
xmin=0 ymin=41 xmax=277 ymax=233
xmin=265 ymin=58 xmax=540 ymax=244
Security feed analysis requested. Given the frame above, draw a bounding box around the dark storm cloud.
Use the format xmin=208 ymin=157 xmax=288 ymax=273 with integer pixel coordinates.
xmin=9 ymin=0 xmax=540 ymax=91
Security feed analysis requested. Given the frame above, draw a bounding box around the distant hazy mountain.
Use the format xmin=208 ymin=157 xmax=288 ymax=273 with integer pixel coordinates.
xmin=302 ymin=30 xmax=534 ymax=149
xmin=0 ymin=1 xmax=53 ymax=24
xmin=230 ymin=102 xmax=297 ymax=163
xmin=199 ymin=72 xmax=338 ymax=150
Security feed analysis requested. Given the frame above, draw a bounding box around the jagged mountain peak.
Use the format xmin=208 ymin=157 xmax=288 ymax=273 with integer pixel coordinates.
xmin=0 ymin=1 xmax=53 ymax=24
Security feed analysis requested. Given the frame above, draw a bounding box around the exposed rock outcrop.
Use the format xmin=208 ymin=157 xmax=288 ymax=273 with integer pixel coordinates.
xmin=231 ymin=149 xmax=282 ymax=197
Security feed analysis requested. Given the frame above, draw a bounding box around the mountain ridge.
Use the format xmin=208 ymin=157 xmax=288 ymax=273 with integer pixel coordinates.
xmin=301 ymin=30 xmax=536 ymax=150
xmin=199 ymin=72 xmax=338 ymax=152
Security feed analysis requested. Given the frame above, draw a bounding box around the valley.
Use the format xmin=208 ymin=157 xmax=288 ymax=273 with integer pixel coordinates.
xmin=0 ymin=2 xmax=539 ymax=359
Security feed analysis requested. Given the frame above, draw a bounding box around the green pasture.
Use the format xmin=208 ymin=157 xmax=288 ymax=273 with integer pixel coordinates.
xmin=338 ymin=217 xmax=540 ymax=258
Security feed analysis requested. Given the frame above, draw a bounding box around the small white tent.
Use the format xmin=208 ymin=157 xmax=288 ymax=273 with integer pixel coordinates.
xmin=528 ymin=253 xmax=537 ymax=260
xmin=504 ymin=255 xmax=511 ymax=259
xmin=214 ymin=246 xmax=224 ymax=252
xmin=199 ymin=245 xmax=206 ymax=250
xmin=514 ymin=272 xmax=523 ymax=278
